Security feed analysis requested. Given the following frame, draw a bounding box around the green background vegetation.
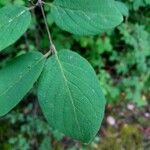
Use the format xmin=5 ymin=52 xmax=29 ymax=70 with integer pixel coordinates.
xmin=0 ymin=0 xmax=150 ymax=149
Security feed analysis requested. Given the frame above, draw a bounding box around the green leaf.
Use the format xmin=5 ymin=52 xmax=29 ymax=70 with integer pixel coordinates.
xmin=51 ymin=0 xmax=123 ymax=35
xmin=0 ymin=5 xmax=31 ymax=51
xmin=0 ymin=52 xmax=46 ymax=117
xmin=38 ymin=50 xmax=106 ymax=143
xmin=115 ymin=1 xmax=129 ymax=17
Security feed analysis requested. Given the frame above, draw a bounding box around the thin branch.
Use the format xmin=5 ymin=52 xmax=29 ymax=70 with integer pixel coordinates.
xmin=44 ymin=50 xmax=51 ymax=58
xmin=38 ymin=0 xmax=56 ymax=54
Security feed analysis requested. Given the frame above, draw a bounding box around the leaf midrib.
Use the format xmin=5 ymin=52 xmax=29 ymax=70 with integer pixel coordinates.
xmin=53 ymin=3 xmax=118 ymax=17
xmin=53 ymin=3 xmax=93 ymax=13
xmin=55 ymin=54 xmax=83 ymax=138
xmin=0 ymin=8 xmax=28 ymax=29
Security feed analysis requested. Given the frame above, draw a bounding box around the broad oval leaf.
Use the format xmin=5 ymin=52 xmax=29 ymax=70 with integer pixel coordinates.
xmin=51 ymin=0 xmax=123 ymax=35
xmin=38 ymin=50 xmax=106 ymax=143
xmin=0 ymin=52 xmax=46 ymax=117
xmin=0 ymin=5 xmax=31 ymax=51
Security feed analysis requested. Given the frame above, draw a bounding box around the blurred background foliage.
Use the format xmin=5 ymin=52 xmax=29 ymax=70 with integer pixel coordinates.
xmin=0 ymin=0 xmax=150 ymax=149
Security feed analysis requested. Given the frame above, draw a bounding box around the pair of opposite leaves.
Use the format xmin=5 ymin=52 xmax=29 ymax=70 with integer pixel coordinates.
xmin=0 ymin=0 xmax=127 ymax=143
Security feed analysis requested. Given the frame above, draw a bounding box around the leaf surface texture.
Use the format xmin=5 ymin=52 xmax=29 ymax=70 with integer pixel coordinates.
xmin=51 ymin=0 xmax=123 ymax=35
xmin=38 ymin=50 xmax=106 ymax=143
xmin=0 ymin=52 xmax=46 ymax=116
xmin=0 ymin=5 xmax=31 ymax=51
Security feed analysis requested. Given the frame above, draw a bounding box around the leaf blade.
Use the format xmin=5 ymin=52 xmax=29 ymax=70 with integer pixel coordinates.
xmin=51 ymin=0 xmax=123 ymax=35
xmin=38 ymin=50 xmax=106 ymax=143
xmin=0 ymin=52 xmax=46 ymax=116
xmin=0 ymin=5 xmax=31 ymax=51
